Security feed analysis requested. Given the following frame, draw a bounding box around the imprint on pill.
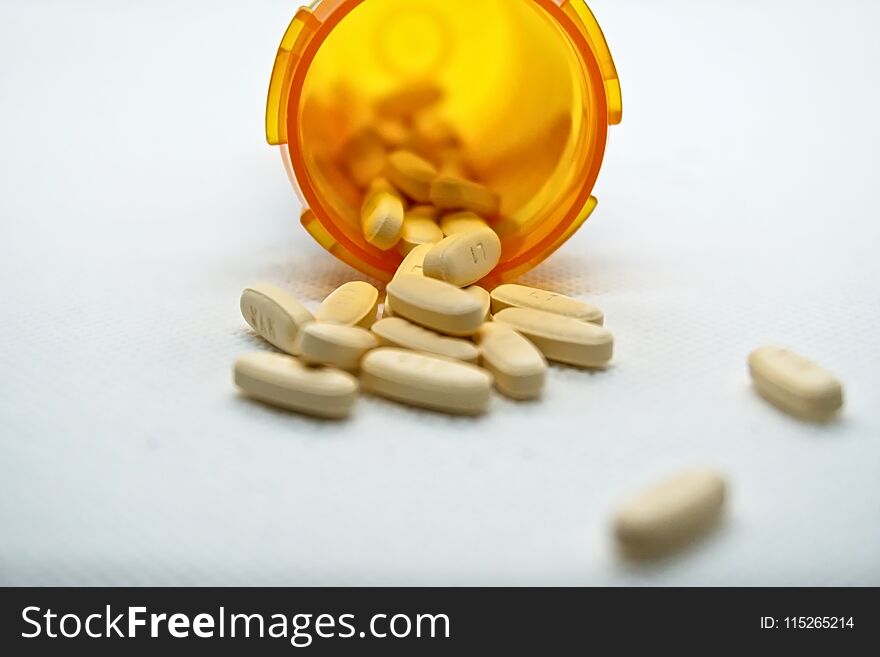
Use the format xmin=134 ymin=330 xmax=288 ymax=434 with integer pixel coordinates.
xmin=490 ymin=284 xmax=604 ymax=325
xmin=360 ymin=348 xmax=492 ymax=415
xmin=240 ymin=283 xmax=314 ymax=356
xmin=422 ymin=227 xmax=501 ymax=288
xmin=393 ymin=243 xmax=433 ymax=281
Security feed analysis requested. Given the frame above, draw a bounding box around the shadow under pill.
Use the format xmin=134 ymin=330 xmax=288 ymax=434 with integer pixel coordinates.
xmin=614 ymin=513 xmax=730 ymax=568
xmin=230 ymin=392 xmax=357 ymax=434
xmin=236 ymin=328 xmax=285 ymax=353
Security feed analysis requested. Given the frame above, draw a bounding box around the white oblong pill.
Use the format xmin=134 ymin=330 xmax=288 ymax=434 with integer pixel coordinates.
xmin=316 ymin=281 xmax=380 ymax=329
xmin=423 ymin=227 xmax=501 ymax=287
xmin=385 ymin=275 xmax=485 ymax=337
xmin=361 ymin=187 xmax=404 ymax=251
xmin=233 ymin=352 xmax=358 ymax=419
xmin=748 ymin=346 xmax=844 ymax=421
xmin=372 ymin=317 xmax=480 ymax=363
xmin=493 ymin=308 xmax=613 ymax=368
xmin=360 ymin=348 xmax=492 ymax=415
xmin=464 ymin=285 xmax=491 ymax=320
xmin=296 ymin=323 xmax=378 ymax=372
xmin=240 ymin=283 xmax=314 ymax=355
xmin=393 ymin=242 xmax=433 ymax=281
xmin=490 ymin=284 xmax=604 ymax=325
xmin=614 ymin=469 xmax=727 ymax=556
xmin=475 ymin=323 xmax=547 ymax=400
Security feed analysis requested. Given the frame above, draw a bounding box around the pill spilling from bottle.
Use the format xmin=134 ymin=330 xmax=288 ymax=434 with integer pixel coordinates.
xmin=234 ymin=271 xmax=613 ymax=418
xmin=236 ymin=85 xmax=621 ymax=417
xmin=350 ymin=91 xmax=505 ymax=268
xmin=239 ymin=82 xmax=847 ymax=563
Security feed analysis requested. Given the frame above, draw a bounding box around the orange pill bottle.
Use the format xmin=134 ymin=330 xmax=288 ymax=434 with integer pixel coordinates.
xmin=266 ymin=0 xmax=622 ymax=285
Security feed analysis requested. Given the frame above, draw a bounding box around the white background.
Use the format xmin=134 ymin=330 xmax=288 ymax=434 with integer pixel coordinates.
xmin=1 ymin=0 xmax=878 ymax=585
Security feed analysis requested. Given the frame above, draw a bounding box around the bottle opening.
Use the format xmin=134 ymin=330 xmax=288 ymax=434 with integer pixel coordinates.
xmin=286 ymin=0 xmax=610 ymax=281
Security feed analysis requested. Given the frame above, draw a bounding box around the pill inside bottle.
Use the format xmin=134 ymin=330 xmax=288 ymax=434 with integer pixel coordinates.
xmin=266 ymin=0 xmax=622 ymax=284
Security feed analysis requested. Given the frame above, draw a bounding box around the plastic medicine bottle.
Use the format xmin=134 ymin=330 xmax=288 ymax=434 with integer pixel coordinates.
xmin=266 ymin=0 xmax=622 ymax=285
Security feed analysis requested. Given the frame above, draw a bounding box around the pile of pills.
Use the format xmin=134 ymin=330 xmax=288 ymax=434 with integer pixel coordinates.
xmin=236 ymin=85 xmax=617 ymax=417
xmin=313 ymin=82 xmax=507 ymax=264
xmin=235 ymin=263 xmax=613 ymax=418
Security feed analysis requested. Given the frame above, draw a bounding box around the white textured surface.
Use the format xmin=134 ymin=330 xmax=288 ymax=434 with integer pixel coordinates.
xmin=1 ymin=0 xmax=878 ymax=586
